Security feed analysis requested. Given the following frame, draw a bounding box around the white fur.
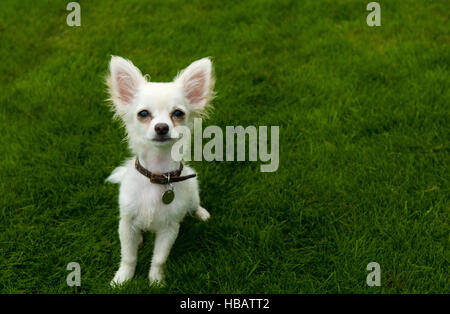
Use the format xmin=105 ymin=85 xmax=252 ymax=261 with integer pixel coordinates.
xmin=106 ymin=56 xmax=214 ymax=286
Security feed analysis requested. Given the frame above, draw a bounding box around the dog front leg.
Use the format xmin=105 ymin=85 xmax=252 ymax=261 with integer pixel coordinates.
xmin=111 ymin=218 xmax=141 ymax=286
xmin=149 ymin=223 xmax=180 ymax=285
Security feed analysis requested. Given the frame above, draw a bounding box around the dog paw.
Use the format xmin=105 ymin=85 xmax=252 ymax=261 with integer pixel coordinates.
xmin=110 ymin=266 xmax=134 ymax=287
xmin=195 ymin=206 xmax=211 ymax=222
xmin=149 ymin=267 xmax=165 ymax=286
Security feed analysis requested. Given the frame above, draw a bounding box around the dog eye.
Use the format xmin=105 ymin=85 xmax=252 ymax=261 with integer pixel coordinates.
xmin=137 ymin=110 xmax=150 ymax=119
xmin=172 ymin=110 xmax=185 ymax=118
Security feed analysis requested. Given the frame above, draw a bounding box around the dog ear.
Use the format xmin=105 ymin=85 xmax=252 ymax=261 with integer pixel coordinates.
xmin=175 ymin=58 xmax=215 ymax=114
xmin=107 ymin=56 xmax=146 ymax=108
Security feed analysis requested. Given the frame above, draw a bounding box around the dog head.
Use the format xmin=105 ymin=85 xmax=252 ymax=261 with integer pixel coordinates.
xmin=107 ymin=56 xmax=214 ymax=153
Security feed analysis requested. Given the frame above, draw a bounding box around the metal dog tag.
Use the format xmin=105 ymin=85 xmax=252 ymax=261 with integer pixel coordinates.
xmin=162 ymin=188 xmax=175 ymax=204
xmin=162 ymin=175 xmax=174 ymax=204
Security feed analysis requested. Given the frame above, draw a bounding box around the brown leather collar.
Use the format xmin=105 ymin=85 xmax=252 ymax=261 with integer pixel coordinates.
xmin=135 ymin=158 xmax=196 ymax=184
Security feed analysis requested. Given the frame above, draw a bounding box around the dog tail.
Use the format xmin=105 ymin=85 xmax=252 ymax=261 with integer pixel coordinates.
xmin=106 ymin=166 xmax=127 ymax=184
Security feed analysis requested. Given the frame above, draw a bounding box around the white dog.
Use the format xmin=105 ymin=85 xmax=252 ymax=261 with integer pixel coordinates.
xmin=106 ymin=56 xmax=214 ymax=286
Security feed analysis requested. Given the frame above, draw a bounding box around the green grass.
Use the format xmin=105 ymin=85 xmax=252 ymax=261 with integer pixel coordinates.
xmin=0 ymin=0 xmax=448 ymax=293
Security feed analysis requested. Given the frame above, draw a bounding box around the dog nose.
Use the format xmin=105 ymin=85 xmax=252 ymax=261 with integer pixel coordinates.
xmin=155 ymin=123 xmax=169 ymax=135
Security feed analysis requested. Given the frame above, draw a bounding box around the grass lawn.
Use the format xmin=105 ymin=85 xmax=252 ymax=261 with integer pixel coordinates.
xmin=0 ymin=0 xmax=448 ymax=293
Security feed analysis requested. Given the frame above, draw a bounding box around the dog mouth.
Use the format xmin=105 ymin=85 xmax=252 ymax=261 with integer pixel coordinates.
xmin=152 ymin=136 xmax=173 ymax=143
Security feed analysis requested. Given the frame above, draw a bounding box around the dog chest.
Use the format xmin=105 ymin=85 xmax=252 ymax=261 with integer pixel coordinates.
xmin=132 ymin=181 xmax=193 ymax=231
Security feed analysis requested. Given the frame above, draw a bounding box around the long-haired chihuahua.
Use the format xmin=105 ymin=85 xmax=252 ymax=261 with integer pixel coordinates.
xmin=106 ymin=56 xmax=214 ymax=286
